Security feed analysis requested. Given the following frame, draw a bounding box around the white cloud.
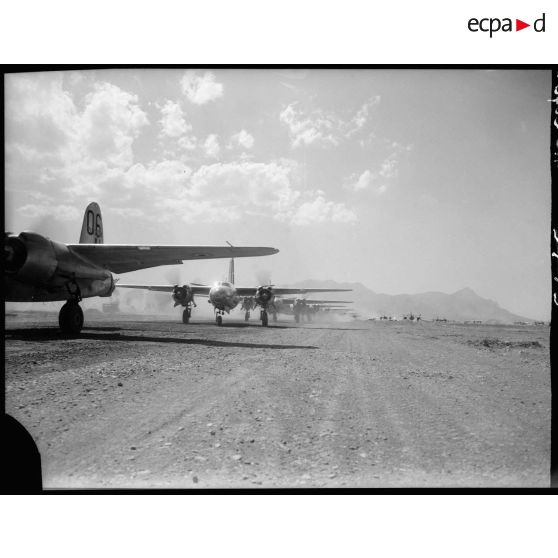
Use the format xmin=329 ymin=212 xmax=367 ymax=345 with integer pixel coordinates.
xmin=159 ymin=100 xmax=191 ymax=138
xmin=290 ymin=195 xmax=357 ymax=226
xmin=5 ymin=74 xmax=78 ymax=157
xmin=346 ymin=154 xmax=400 ymax=194
xmin=279 ymin=96 xmax=380 ymax=148
xmin=177 ymin=135 xmax=198 ymax=151
xmin=5 ymin=73 xmax=356 ymax=229
xmin=186 ymin=161 xmax=298 ymax=216
xmin=347 ymin=96 xmax=381 ymax=136
xmin=123 ymin=160 xmax=192 ymax=194
xmin=379 ymin=157 xmax=398 ymax=179
xmin=203 ymin=134 xmax=221 ymax=158
xmin=18 ymin=203 xmax=81 ymax=222
xmin=79 ymin=82 xmax=149 ymax=168
xmin=279 ymin=103 xmax=338 ymax=148
xmin=128 ymin=160 xmax=356 ymax=225
xmin=6 ymin=75 xmax=149 ymax=195
xmin=230 ymin=129 xmax=255 ymax=149
xmin=352 ymin=170 xmax=373 ymax=191
xmin=180 ymin=71 xmax=224 ymax=105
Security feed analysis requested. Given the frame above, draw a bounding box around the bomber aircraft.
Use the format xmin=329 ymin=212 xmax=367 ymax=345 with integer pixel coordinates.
xmin=118 ymin=258 xmax=352 ymax=327
xmin=239 ymin=296 xmax=353 ymax=322
xmin=4 ymin=202 xmax=278 ymax=334
xmin=271 ymin=297 xmax=354 ymax=322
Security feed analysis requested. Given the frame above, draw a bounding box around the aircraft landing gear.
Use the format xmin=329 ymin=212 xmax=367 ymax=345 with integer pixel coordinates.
xmin=60 ymin=280 xmax=83 ymax=335
xmin=59 ymin=300 xmax=84 ymax=335
xmin=245 ymin=311 xmax=250 ymax=321
xmin=261 ymin=309 xmax=268 ymax=327
xmin=182 ymin=307 xmax=191 ymax=324
xmin=215 ymin=309 xmax=224 ymax=326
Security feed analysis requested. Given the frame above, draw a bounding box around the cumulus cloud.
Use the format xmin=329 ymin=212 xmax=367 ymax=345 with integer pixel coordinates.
xmin=348 ymin=96 xmax=381 ymax=136
xmin=230 ymin=129 xmax=255 ymax=149
xmin=18 ymin=203 xmax=81 ymax=222
xmin=5 ymin=75 xmax=150 ymax=199
xmin=184 ymin=162 xmax=355 ymax=225
xmin=120 ymin=159 xmax=355 ymax=225
xmin=379 ymin=157 xmax=398 ymax=179
xmin=5 ymin=74 xmax=78 ymax=157
xmin=279 ymin=96 xmax=380 ymax=148
xmin=123 ymin=160 xmax=192 ymax=193
xmin=6 ymin=73 xmax=356 ymax=229
xmin=159 ymin=100 xmax=191 ymax=137
xmin=180 ymin=71 xmax=224 ymax=105
xmin=203 ymin=134 xmax=221 ymax=158
xmin=279 ymin=103 xmax=337 ymax=148
xmin=79 ymin=82 xmax=149 ymax=168
xmin=177 ymin=135 xmax=198 ymax=151
xmin=186 ymin=161 xmax=299 ymax=219
xmin=346 ymin=152 xmax=401 ymax=195
xmin=346 ymin=165 xmax=394 ymax=195
xmin=290 ymin=195 xmax=357 ymax=226
xmin=352 ymin=170 xmax=373 ymax=191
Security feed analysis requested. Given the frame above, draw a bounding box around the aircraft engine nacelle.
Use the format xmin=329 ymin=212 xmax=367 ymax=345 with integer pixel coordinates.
xmin=81 ymin=274 xmax=116 ymax=298
xmin=255 ymin=286 xmax=273 ymax=306
xmin=4 ymin=232 xmax=58 ymax=285
xmin=172 ymin=284 xmax=194 ymax=307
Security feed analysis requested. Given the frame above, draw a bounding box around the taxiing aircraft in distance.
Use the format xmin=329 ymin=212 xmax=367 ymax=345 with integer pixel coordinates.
xmin=5 ymin=202 xmax=279 ymax=334
xmin=271 ymin=297 xmax=354 ymax=322
xmin=118 ymin=258 xmax=352 ymax=327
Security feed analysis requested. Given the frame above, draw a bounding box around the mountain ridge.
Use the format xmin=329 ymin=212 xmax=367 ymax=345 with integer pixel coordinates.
xmin=285 ymin=279 xmax=532 ymax=323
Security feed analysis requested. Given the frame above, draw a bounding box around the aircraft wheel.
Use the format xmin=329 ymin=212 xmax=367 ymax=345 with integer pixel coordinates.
xmin=59 ymin=301 xmax=84 ymax=335
xmin=182 ymin=308 xmax=190 ymax=324
xmin=245 ymin=311 xmax=250 ymax=321
xmin=216 ymin=314 xmax=223 ymax=326
xmin=261 ymin=311 xmax=268 ymax=327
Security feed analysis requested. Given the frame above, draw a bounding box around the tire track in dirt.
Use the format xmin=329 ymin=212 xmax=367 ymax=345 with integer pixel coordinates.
xmin=5 ymin=317 xmax=550 ymax=487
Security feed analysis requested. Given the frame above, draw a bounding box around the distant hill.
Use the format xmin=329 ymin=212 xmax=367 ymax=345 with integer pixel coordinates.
xmin=285 ymin=280 xmax=532 ymax=323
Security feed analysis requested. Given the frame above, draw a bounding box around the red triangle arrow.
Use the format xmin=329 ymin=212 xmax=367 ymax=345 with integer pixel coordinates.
xmin=516 ymin=19 xmax=530 ymax=31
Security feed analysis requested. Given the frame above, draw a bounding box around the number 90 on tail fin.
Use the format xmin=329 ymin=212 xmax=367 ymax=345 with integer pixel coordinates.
xmin=79 ymin=202 xmax=104 ymax=244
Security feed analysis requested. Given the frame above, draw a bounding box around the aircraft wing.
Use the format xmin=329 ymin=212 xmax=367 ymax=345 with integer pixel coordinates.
xmin=233 ymin=287 xmax=353 ymax=296
xmin=117 ymin=284 xmax=210 ymax=296
xmin=270 ymin=288 xmax=352 ymax=296
xmin=68 ymin=245 xmax=278 ymax=275
xmin=276 ymin=298 xmax=354 ymax=304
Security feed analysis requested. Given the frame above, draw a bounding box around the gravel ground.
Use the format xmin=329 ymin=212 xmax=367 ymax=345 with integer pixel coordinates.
xmin=4 ymin=312 xmax=550 ymax=488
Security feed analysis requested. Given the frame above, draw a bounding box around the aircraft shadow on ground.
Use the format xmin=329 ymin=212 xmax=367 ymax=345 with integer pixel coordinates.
xmin=192 ymin=322 xmax=291 ymax=329
xmin=5 ymin=329 xmax=317 ymax=350
xmin=82 ymin=326 xmax=123 ymax=332
xmin=296 ymin=326 xmax=369 ymax=331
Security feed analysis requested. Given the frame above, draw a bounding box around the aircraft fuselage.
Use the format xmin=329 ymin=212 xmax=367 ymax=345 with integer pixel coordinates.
xmin=5 ymin=232 xmax=115 ymax=302
xmin=208 ymin=282 xmax=240 ymax=313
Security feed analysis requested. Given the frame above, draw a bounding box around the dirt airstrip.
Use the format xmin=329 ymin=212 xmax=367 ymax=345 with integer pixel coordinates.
xmin=4 ymin=312 xmax=550 ymax=488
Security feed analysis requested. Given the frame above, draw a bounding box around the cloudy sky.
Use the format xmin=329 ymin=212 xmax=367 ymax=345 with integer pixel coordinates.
xmin=4 ymin=69 xmax=551 ymax=319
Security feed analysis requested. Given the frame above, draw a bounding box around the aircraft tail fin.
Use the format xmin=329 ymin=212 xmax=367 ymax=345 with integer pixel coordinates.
xmin=79 ymin=202 xmax=104 ymax=244
xmin=228 ymin=258 xmax=235 ymax=285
